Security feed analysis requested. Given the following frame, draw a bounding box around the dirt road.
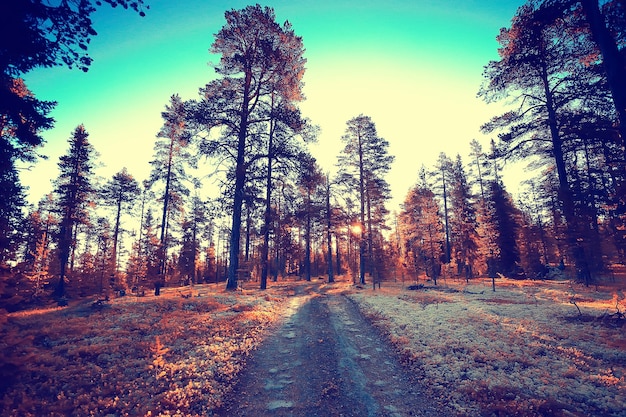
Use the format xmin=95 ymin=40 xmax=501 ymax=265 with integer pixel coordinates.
xmin=218 ymin=289 xmax=452 ymax=416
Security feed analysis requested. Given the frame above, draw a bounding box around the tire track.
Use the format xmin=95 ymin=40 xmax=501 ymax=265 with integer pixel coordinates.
xmin=218 ymin=292 xmax=450 ymax=416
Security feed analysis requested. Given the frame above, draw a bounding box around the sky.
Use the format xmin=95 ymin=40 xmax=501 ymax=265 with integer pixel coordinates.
xmin=20 ymin=0 xmax=524 ymax=213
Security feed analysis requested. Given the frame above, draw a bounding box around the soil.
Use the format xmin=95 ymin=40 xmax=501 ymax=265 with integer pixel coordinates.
xmin=218 ymin=285 xmax=453 ymax=416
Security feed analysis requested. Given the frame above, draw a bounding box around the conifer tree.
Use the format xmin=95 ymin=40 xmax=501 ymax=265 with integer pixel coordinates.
xmin=296 ymin=155 xmax=325 ymax=282
xmin=431 ymin=153 xmax=453 ymax=265
xmin=186 ymin=5 xmax=306 ymax=290
xmin=337 ymin=114 xmax=394 ymax=284
xmin=479 ymin=2 xmax=602 ymax=282
xmin=148 ymin=95 xmax=192 ymax=279
xmin=449 ymin=155 xmax=479 ymax=279
xmin=53 ymin=125 xmax=96 ymax=298
xmin=101 ymin=168 xmax=140 ymax=274
xmin=400 ymin=170 xmax=445 ymax=284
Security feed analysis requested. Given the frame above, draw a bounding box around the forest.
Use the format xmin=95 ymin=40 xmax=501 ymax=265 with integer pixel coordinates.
xmin=1 ymin=0 xmax=626 ymax=415
xmin=1 ymin=0 xmax=625 ymax=307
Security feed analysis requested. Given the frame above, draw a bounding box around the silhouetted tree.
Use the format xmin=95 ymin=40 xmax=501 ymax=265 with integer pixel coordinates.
xmin=1 ymin=1 xmax=147 ymax=258
xmin=479 ymin=2 xmax=601 ymax=283
xmin=259 ymin=104 xmax=314 ymax=290
xmin=148 ymin=95 xmax=192 ymax=278
xmin=431 ymin=153 xmax=453 ymax=265
xmin=101 ymin=168 xmax=139 ymax=274
xmin=325 ymin=174 xmax=334 ymax=283
xmin=187 ymin=5 xmax=306 ymax=290
xmin=337 ymin=114 xmax=394 ymax=285
xmin=489 ymin=180 xmax=523 ymax=277
xmin=449 ymin=155 xmax=480 ymax=280
xmin=0 ymin=79 xmax=54 ymax=266
xmin=178 ymin=195 xmax=207 ymax=284
xmin=296 ymin=155 xmax=325 ymax=281
xmin=53 ymin=125 xmax=97 ymax=298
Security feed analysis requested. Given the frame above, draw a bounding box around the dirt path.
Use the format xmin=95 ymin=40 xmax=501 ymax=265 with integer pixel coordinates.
xmin=218 ymin=290 xmax=452 ymax=416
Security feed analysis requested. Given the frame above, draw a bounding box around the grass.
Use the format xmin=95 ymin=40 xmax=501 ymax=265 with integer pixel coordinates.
xmin=1 ymin=275 xmax=624 ymax=416
xmin=0 ymin=282 xmax=298 ymax=417
xmin=349 ymin=276 xmax=626 ymax=417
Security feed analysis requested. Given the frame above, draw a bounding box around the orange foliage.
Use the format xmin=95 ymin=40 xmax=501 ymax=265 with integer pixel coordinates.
xmin=0 ymin=285 xmax=289 ymax=416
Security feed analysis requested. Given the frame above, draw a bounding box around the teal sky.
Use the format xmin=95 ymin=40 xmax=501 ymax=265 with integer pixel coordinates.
xmin=20 ymin=0 xmax=523 ymax=210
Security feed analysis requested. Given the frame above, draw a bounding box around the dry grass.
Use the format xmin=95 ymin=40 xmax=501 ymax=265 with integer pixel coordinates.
xmin=349 ymin=276 xmax=626 ymax=417
xmin=2 ymin=275 xmax=625 ymax=416
xmin=0 ymin=281 xmax=303 ymax=417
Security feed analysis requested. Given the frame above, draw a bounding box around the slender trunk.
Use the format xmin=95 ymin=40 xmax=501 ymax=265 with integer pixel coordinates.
xmin=55 ymin=222 xmax=70 ymax=298
xmin=335 ymin=233 xmax=341 ymax=276
xmin=428 ymin=226 xmax=437 ymax=286
xmin=540 ymin=59 xmax=591 ymax=284
xmin=583 ymin=137 xmax=602 ymax=273
xmin=112 ymin=197 xmax=122 ymax=273
xmin=261 ymin=97 xmax=276 ymax=290
xmin=441 ymin=170 xmax=451 ymax=264
xmin=159 ymin=138 xmax=174 ymax=276
xmin=192 ymin=217 xmax=197 ymax=284
xmin=55 ymin=198 xmax=74 ymax=298
xmin=326 ymin=176 xmax=334 ymax=283
xmin=365 ymin=178 xmax=374 ymax=284
xmin=305 ymin=190 xmax=312 ymax=281
xmin=226 ymin=69 xmax=252 ymax=291
xmin=273 ymin=186 xmax=282 ymax=282
xmin=245 ymin=206 xmax=251 ymax=261
xmin=358 ymin=131 xmax=366 ymax=285
xmin=69 ymin=223 xmax=78 ymax=273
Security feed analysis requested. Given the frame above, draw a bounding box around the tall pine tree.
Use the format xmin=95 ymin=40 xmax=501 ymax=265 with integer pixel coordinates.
xmin=53 ymin=125 xmax=96 ymax=298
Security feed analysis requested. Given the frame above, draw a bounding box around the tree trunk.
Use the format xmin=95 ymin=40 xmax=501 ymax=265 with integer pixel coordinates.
xmin=365 ymin=178 xmax=375 ymax=284
xmin=581 ymin=0 xmax=626 ymax=154
xmin=226 ymin=70 xmax=252 ymax=291
xmin=326 ymin=176 xmax=334 ymax=283
xmin=112 ymin=198 xmax=122 ymax=274
xmin=305 ymin=191 xmax=312 ymax=282
xmin=540 ymin=59 xmax=591 ymax=284
xmin=261 ymin=102 xmax=276 ymax=290
xmin=358 ymin=131 xmax=366 ymax=285
xmin=441 ymin=169 xmax=451 ymax=264
xmin=158 ymin=137 xmax=174 ymax=276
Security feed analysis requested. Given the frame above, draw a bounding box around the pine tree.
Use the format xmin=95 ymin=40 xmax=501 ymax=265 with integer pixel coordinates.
xmin=431 ymin=153 xmax=453 ymax=265
xmin=187 ymin=5 xmax=307 ymax=291
xmin=101 ymin=168 xmax=140 ymax=274
xmin=2 ymin=2 xmax=146 ymax=262
xmin=53 ymin=125 xmax=96 ymax=298
xmin=489 ymin=180 xmax=522 ymax=277
xmin=296 ymin=155 xmax=325 ymax=282
xmin=148 ymin=95 xmax=192 ymax=279
xmin=400 ymin=175 xmax=445 ymax=284
xmin=337 ymin=114 xmax=394 ymax=285
xmin=479 ymin=2 xmax=603 ymax=283
xmin=449 ymin=155 xmax=480 ymax=280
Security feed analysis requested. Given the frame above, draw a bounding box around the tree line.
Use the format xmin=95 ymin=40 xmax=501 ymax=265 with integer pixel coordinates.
xmin=1 ymin=1 xmax=625 ymax=308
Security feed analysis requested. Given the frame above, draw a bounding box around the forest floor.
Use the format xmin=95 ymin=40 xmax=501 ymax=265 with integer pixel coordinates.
xmin=1 ymin=273 xmax=625 ymax=416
